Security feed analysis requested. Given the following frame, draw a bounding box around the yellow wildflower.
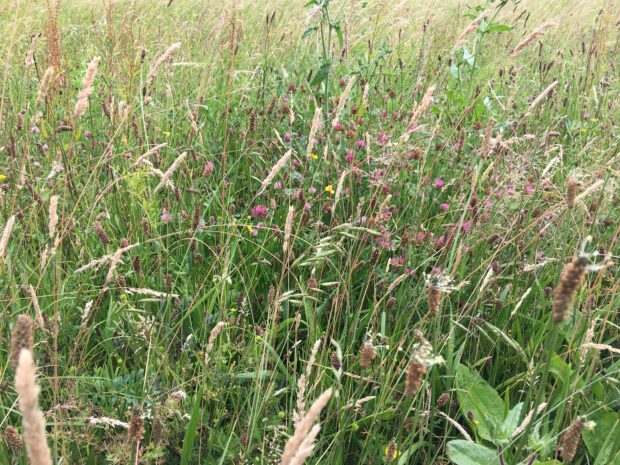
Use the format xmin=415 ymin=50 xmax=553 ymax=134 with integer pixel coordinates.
xmin=325 ymin=184 xmax=335 ymax=195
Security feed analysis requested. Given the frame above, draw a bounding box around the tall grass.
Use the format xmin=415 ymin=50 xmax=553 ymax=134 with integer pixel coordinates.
xmin=0 ymin=0 xmax=618 ymax=464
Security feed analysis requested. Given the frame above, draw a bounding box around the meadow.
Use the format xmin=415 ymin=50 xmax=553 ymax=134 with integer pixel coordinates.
xmin=0 ymin=0 xmax=619 ymax=464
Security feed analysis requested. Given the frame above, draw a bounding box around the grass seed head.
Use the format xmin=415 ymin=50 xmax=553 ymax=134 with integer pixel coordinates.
xmin=10 ymin=315 xmax=34 ymax=369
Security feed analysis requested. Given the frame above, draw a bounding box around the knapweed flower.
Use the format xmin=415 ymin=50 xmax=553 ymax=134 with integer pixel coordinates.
xmin=161 ymin=208 xmax=173 ymax=224
xmin=283 ymin=132 xmax=292 ymax=142
xmin=355 ymin=139 xmax=366 ymax=148
xmin=325 ymin=184 xmax=335 ymax=195
xmin=433 ymin=178 xmax=445 ymax=189
xmin=31 ymin=126 xmax=40 ymax=134
xmin=333 ymin=121 xmax=344 ymax=132
xmin=345 ymin=150 xmax=355 ymax=163
xmin=462 ymin=220 xmax=472 ymax=233
xmin=251 ymin=205 xmax=267 ymax=219
xmin=440 ymin=203 xmax=449 ymax=211
xmin=308 ymin=186 xmax=317 ymax=195
xmin=273 ymin=181 xmax=282 ymax=190
xmin=525 ymin=184 xmax=535 ymax=194
xmin=377 ymin=131 xmax=389 ymax=145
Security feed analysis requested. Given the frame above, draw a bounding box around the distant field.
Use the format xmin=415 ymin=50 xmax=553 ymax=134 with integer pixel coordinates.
xmin=0 ymin=1 xmax=618 ymax=464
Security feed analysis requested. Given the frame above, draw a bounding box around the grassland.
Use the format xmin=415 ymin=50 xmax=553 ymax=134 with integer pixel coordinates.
xmin=0 ymin=0 xmax=618 ymax=464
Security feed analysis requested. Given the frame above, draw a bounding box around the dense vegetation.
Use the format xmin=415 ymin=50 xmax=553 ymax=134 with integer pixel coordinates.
xmin=0 ymin=0 xmax=618 ymax=464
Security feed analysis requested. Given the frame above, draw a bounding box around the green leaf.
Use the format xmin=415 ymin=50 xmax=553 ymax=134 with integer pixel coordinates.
xmin=455 ymin=364 xmax=505 ymax=443
xmin=501 ymin=402 xmax=523 ymax=439
xmin=447 ymin=440 xmax=500 ymax=465
xmin=180 ymin=385 xmax=203 ymax=465
xmin=484 ymin=23 xmax=514 ymax=33
xmin=583 ymin=409 xmax=620 ymax=465
xmin=311 ymin=62 xmax=331 ymax=86
xmin=302 ymin=25 xmax=318 ymax=39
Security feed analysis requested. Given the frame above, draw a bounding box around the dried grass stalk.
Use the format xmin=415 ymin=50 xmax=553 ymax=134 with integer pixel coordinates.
xmin=258 ymin=149 xmax=291 ymax=196
xmin=306 ymin=107 xmax=322 ymax=158
xmin=36 ymin=67 xmax=55 ymax=106
xmin=0 ymin=214 xmax=16 ymax=258
xmin=280 ymin=388 xmax=333 ymax=465
xmin=283 ymin=205 xmax=295 ymax=256
xmin=154 ymin=152 xmax=187 ymax=193
xmin=15 ymin=349 xmax=53 ymax=465
xmin=48 ymin=195 xmax=59 ymax=240
xmin=453 ymin=10 xmax=489 ymax=49
xmin=74 ymin=57 xmax=100 ymax=118
xmin=510 ymin=19 xmax=559 ymax=58
xmin=204 ymin=322 xmax=226 ymax=366
xmin=147 ymin=43 xmax=181 ymax=87
xmin=526 ymin=80 xmax=558 ymax=115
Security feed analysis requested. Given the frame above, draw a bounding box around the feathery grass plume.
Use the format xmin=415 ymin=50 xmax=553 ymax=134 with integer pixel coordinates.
xmin=147 ymin=42 xmax=181 ymax=88
xmin=359 ymin=342 xmax=376 ymax=369
xmin=36 ymin=67 xmax=55 ymax=106
xmin=204 ymin=322 xmax=226 ymax=367
xmin=453 ymin=10 xmax=489 ymax=49
xmin=10 ymin=315 xmax=34 ymax=369
xmin=399 ymin=86 xmax=435 ymax=146
xmin=526 ymin=80 xmax=558 ymax=115
xmin=559 ymin=417 xmax=584 ymax=462
xmin=566 ymin=179 xmax=579 ymax=208
xmin=154 ymin=151 xmax=187 ymax=193
xmin=404 ymin=356 xmax=426 ymax=396
xmin=512 ymin=402 xmax=547 ymax=438
xmin=4 ymin=425 xmax=23 ymax=451
xmin=25 ymin=32 xmax=41 ymax=68
xmin=510 ymin=19 xmax=559 ymax=58
xmin=294 ymin=339 xmax=322 ymax=426
xmin=331 ymin=170 xmax=348 ymax=215
xmin=306 ymin=106 xmax=322 ymax=158
xmin=0 ymin=214 xmax=16 ymax=258
xmin=105 ymin=247 xmax=126 ymax=285
xmin=132 ymin=143 xmax=167 ymax=166
xmin=74 ymin=56 xmax=100 ymax=118
xmin=409 ymin=85 xmax=435 ymax=128
xmin=283 ymin=205 xmax=295 ymax=256
xmin=124 ymin=287 xmax=179 ymax=299
xmin=481 ymin=119 xmax=494 ymax=158
xmin=15 ymin=349 xmax=53 ymax=465
xmin=258 ymin=149 xmax=292 ymax=196
xmin=27 ymin=286 xmax=46 ymax=330
xmin=93 ymin=220 xmax=110 ymax=245
xmin=88 ymin=416 xmax=129 ymax=429
xmin=48 ymin=195 xmax=59 ymax=239
xmin=552 ymin=258 xmax=587 ymax=324
xmin=331 ymin=76 xmax=356 ymax=128
xmin=280 ymin=388 xmax=333 ymax=465
xmin=128 ymin=408 xmax=144 ymax=442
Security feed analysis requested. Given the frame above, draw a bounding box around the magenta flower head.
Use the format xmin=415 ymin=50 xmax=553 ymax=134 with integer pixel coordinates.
xmin=161 ymin=208 xmax=173 ymax=224
xmin=251 ymin=205 xmax=267 ymax=219
xmin=284 ymin=132 xmax=292 ymax=142
xmin=345 ymin=150 xmax=355 ymax=163
xmin=461 ymin=220 xmax=472 ymax=233
xmin=355 ymin=139 xmax=366 ymax=148
xmin=440 ymin=203 xmax=449 ymax=212
xmin=434 ymin=178 xmax=445 ymax=189
xmin=333 ymin=121 xmax=345 ymax=132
